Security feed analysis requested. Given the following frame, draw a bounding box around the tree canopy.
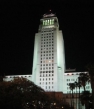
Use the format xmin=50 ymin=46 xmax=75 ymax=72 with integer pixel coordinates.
xmin=0 ymin=77 xmax=50 ymax=109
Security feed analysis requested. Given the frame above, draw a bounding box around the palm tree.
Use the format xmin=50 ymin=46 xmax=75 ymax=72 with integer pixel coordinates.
xmin=80 ymin=91 xmax=91 ymax=109
xmin=78 ymin=73 xmax=90 ymax=91
xmin=74 ymin=81 xmax=82 ymax=109
xmin=86 ymin=64 xmax=94 ymax=109
xmin=68 ymin=83 xmax=75 ymax=108
xmin=74 ymin=81 xmax=78 ymax=109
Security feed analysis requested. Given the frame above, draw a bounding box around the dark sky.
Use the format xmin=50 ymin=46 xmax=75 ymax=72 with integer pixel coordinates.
xmin=1 ymin=0 xmax=94 ymax=76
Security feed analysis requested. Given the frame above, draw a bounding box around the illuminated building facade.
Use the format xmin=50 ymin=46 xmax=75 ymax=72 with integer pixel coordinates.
xmin=3 ymin=13 xmax=92 ymax=94
xmin=32 ymin=13 xmax=65 ymax=92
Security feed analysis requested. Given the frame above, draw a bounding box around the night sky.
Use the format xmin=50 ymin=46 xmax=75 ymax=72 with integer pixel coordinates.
xmin=1 ymin=0 xmax=94 ymax=76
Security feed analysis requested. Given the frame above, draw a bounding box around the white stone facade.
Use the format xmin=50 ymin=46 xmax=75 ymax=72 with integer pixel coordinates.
xmin=32 ymin=13 xmax=65 ymax=92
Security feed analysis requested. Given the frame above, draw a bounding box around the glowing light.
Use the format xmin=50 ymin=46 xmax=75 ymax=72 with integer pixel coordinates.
xmin=7 ymin=76 xmax=10 ymax=78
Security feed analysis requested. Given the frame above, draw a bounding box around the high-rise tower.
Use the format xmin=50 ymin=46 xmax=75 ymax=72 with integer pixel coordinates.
xmin=32 ymin=12 xmax=65 ymax=92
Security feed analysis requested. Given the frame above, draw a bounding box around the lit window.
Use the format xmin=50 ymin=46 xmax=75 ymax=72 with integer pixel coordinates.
xmin=51 ymin=19 xmax=54 ymax=24
xmin=43 ymin=20 xmax=45 ymax=25
xmin=49 ymin=60 xmax=51 ymax=63
xmin=50 ymin=19 xmax=51 ymax=25
xmin=48 ymin=20 xmax=49 ymax=24
xmin=45 ymin=20 xmax=47 ymax=25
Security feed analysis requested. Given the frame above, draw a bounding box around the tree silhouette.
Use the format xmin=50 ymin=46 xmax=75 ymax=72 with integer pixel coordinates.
xmin=86 ymin=64 xmax=94 ymax=109
xmin=68 ymin=83 xmax=75 ymax=108
xmin=0 ymin=77 xmax=50 ymax=109
xmin=78 ymin=73 xmax=90 ymax=91
xmin=80 ymin=91 xmax=91 ymax=109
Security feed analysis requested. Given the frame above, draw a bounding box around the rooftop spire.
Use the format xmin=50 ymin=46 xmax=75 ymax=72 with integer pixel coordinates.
xmin=43 ymin=10 xmax=55 ymax=18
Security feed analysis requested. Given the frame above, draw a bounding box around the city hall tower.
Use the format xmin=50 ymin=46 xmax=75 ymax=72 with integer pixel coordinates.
xmin=32 ymin=12 xmax=65 ymax=92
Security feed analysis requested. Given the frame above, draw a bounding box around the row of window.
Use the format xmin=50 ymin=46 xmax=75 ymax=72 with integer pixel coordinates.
xmin=40 ymin=85 xmax=54 ymax=89
xmin=41 ymin=33 xmax=54 ymax=36
xmin=41 ymin=45 xmax=54 ymax=47
xmin=41 ymin=57 xmax=54 ymax=59
xmin=41 ymin=48 xmax=54 ymax=50
xmin=41 ymin=39 xmax=54 ymax=42
xmin=44 ymin=86 xmax=54 ymax=89
xmin=41 ymin=56 xmax=54 ymax=58
xmin=40 ymin=67 xmax=54 ymax=70
xmin=41 ymin=37 xmax=54 ymax=39
xmin=41 ymin=37 xmax=53 ymax=40
xmin=40 ymin=74 xmax=54 ymax=77
xmin=40 ymin=60 xmax=54 ymax=64
xmin=45 ymin=86 xmax=54 ymax=89
xmin=67 ymin=91 xmax=82 ymax=93
xmin=41 ymin=41 xmax=54 ymax=44
xmin=40 ymin=78 xmax=54 ymax=81
xmin=67 ymin=86 xmax=90 ymax=90
xmin=40 ymin=71 xmax=54 ymax=73
xmin=41 ymin=64 xmax=54 ymax=66
xmin=41 ymin=36 xmax=54 ymax=39
xmin=40 ymin=82 xmax=54 ymax=85
xmin=41 ymin=50 xmax=54 ymax=53
xmin=42 ymin=19 xmax=54 ymax=26
xmin=41 ymin=53 xmax=54 ymax=56
xmin=41 ymin=51 xmax=54 ymax=54
xmin=66 ymin=79 xmax=75 ymax=81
